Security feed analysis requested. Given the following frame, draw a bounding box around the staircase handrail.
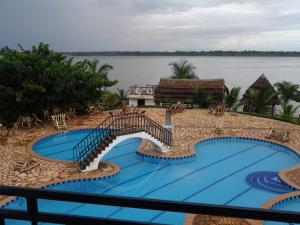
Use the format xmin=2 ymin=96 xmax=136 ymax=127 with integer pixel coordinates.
xmin=72 ymin=116 xmax=116 ymax=166
xmin=73 ymin=112 xmax=173 ymax=169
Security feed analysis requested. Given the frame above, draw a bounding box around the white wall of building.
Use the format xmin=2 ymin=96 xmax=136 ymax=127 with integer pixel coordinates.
xmin=129 ymin=99 xmax=138 ymax=106
xmin=128 ymin=95 xmax=155 ymax=106
xmin=145 ymin=99 xmax=155 ymax=106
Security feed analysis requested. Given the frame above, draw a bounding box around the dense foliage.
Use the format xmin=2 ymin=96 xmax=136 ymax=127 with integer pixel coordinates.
xmin=239 ymin=111 xmax=300 ymax=126
xmin=0 ymin=43 xmax=117 ymax=125
xmin=279 ymin=101 xmax=299 ymax=118
xmin=274 ymin=81 xmax=300 ymax=118
xmin=224 ymin=87 xmax=241 ymax=111
xmin=192 ymin=86 xmax=212 ymax=108
xmin=275 ymin=81 xmax=299 ymax=104
xmin=169 ymin=59 xmax=199 ymax=79
xmin=248 ymin=88 xmax=276 ymax=114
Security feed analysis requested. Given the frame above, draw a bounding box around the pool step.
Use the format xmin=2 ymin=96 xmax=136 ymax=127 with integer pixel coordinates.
xmin=79 ymin=134 xmax=116 ymax=171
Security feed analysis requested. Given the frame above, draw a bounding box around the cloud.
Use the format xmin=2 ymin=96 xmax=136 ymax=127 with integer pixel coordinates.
xmin=1 ymin=0 xmax=300 ymax=51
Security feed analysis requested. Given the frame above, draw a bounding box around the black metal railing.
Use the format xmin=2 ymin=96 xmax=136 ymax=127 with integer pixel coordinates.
xmin=0 ymin=185 xmax=300 ymax=225
xmin=73 ymin=112 xmax=172 ymax=170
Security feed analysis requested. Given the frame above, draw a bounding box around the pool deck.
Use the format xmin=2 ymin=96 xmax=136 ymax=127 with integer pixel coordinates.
xmin=1 ymin=108 xmax=300 ymax=223
xmin=184 ymin=213 xmax=251 ymax=225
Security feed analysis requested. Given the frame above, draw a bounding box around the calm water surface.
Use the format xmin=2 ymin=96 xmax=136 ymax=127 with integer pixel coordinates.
xmin=72 ymin=56 xmax=300 ymax=92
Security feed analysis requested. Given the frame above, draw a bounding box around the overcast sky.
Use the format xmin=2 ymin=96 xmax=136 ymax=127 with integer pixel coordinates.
xmin=1 ymin=0 xmax=300 ymax=51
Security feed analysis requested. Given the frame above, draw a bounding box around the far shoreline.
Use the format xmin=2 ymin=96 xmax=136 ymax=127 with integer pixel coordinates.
xmin=62 ymin=51 xmax=300 ymax=57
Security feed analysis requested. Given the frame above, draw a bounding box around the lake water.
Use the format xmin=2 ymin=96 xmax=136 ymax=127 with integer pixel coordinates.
xmin=72 ymin=56 xmax=300 ymax=93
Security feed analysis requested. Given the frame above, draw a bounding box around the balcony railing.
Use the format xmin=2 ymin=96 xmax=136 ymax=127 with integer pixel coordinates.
xmin=0 ymin=185 xmax=300 ymax=225
xmin=128 ymin=85 xmax=156 ymax=96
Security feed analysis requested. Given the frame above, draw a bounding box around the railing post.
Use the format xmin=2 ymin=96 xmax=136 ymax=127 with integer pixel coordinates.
xmin=27 ymin=196 xmax=38 ymax=225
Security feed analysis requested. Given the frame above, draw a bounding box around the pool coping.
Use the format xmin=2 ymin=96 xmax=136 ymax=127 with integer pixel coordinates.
xmin=183 ymin=136 xmax=300 ymax=225
xmin=0 ymin=160 xmax=120 ymax=207
xmin=184 ymin=213 xmax=253 ymax=225
xmin=137 ymin=139 xmax=196 ymax=160
xmin=30 ymin=132 xmax=300 ymax=192
xmin=251 ymin=191 xmax=300 ymax=225
xmin=28 ymin=131 xmax=300 ymax=225
xmin=279 ymin=165 xmax=300 ymax=190
xmin=28 ymin=128 xmax=95 ymax=164
xmin=30 ymin=129 xmax=198 ymax=164
xmin=196 ymin=136 xmax=300 ymax=190
xmin=1 ymin=128 xmax=121 ymax=207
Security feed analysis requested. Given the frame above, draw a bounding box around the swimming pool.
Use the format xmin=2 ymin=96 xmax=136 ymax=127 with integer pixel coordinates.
xmin=6 ymin=132 xmax=300 ymax=225
xmin=32 ymin=128 xmax=100 ymax=160
xmin=266 ymin=196 xmax=300 ymax=225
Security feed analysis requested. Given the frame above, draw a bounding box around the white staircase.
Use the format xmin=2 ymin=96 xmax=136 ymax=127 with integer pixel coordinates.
xmin=84 ymin=132 xmax=170 ymax=172
xmin=73 ymin=112 xmax=173 ymax=172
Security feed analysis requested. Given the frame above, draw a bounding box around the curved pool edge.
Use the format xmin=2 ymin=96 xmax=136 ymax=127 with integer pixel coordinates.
xmin=183 ymin=136 xmax=300 ymax=225
xmin=255 ymin=191 xmax=300 ymax=225
xmin=183 ymin=212 xmax=254 ymax=225
xmin=0 ymin=159 xmax=120 ymax=208
xmin=4 ymin=135 xmax=300 ymax=225
xmin=29 ymin=128 xmax=95 ymax=164
xmin=137 ymin=139 xmax=196 ymax=163
xmin=192 ymin=136 xmax=300 ymax=189
xmin=279 ymin=165 xmax=300 ymax=191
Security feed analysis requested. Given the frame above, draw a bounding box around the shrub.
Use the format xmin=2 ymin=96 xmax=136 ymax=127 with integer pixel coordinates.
xmin=0 ymin=43 xmax=117 ymax=125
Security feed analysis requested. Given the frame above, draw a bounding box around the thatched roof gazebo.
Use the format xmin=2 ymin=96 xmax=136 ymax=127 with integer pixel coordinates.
xmin=154 ymin=78 xmax=225 ymax=106
xmin=241 ymin=74 xmax=279 ymax=115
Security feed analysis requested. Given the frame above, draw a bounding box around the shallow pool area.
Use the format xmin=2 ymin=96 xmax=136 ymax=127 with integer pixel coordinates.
xmin=32 ymin=129 xmax=103 ymax=160
xmin=6 ymin=133 xmax=300 ymax=225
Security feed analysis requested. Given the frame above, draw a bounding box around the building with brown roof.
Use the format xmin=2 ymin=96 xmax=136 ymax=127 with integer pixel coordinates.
xmin=241 ymin=74 xmax=279 ymax=115
xmin=154 ymin=78 xmax=225 ymax=106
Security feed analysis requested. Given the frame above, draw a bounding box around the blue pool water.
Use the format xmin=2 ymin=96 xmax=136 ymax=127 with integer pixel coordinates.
xmin=32 ymin=129 xmax=100 ymax=160
xmin=6 ymin=131 xmax=300 ymax=225
xmin=265 ymin=197 xmax=300 ymax=225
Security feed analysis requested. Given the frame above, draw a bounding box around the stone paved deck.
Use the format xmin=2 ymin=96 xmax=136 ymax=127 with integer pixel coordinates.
xmin=144 ymin=108 xmax=300 ymax=157
xmin=185 ymin=214 xmax=251 ymax=225
xmin=0 ymin=111 xmax=121 ymax=205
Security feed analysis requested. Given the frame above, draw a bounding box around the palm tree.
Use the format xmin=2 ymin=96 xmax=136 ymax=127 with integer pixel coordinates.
xmin=116 ymin=89 xmax=127 ymax=101
xmin=279 ymin=101 xmax=299 ymax=118
xmin=248 ymin=88 xmax=276 ymax=114
xmin=85 ymin=59 xmax=117 ymax=88
xmin=169 ymin=59 xmax=198 ymax=79
xmin=224 ymin=87 xmax=241 ymax=111
xmin=101 ymin=91 xmax=119 ymax=109
xmin=85 ymin=59 xmax=113 ymax=74
xmin=116 ymin=88 xmax=128 ymax=106
xmin=274 ymin=81 xmax=299 ymax=103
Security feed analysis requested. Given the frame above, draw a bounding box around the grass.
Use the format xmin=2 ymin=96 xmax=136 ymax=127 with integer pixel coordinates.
xmin=237 ymin=111 xmax=300 ymax=126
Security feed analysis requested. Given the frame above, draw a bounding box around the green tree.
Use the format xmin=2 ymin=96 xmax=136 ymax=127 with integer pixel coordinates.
xmin=0 ymin=43 xmax=118 ymax=125
xmin=169 ymin=59 xmax=198 ymax=79
xmin=248 ymin=88 xmax=276 ymax=114
xmin=192 ymin=86 xmax=212 ymax=108
xmin=116 ymin=89 xmax=127 ymax=101
xmin=224 ymin=87 xmax=241 ymax=111
xmin=101 ymin=91 xmax=119 ymax=109
xmin=274 ymin=81 xmax=299 ymax=104
xmin=279 ymin=101 xmax=299 ymax=118
xmin=84 ymin=59 xmax=117 ymax=89
xmin=295 ymin=92 xmax=300 ymax=102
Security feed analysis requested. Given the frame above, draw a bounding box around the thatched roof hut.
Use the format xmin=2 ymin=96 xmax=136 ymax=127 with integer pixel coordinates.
xmin=154 ymin=78 xmax=225 ymax=105
xmin=241 ymin=74 xmax=279 ymax=115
